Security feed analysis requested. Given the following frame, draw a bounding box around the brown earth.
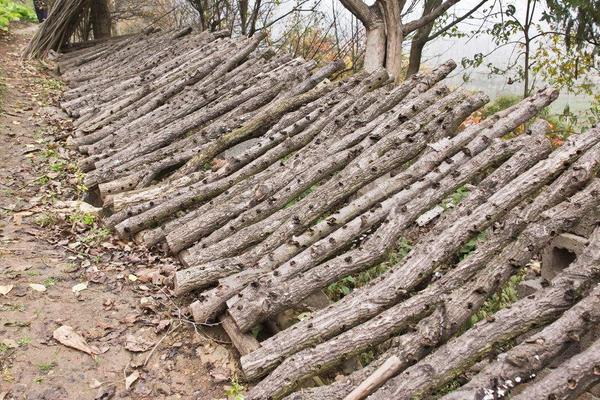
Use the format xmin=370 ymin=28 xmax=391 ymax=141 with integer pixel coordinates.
xmin=0 ymin=24 xmax=239 ymax=400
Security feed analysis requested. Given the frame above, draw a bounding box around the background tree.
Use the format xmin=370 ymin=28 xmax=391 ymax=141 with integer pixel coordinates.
xmin=336 ymin=0 xmax=463 ymax=80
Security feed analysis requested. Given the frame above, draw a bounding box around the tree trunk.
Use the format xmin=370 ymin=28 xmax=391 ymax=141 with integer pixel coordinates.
xmin=91 ymin=0 xmax=112 ymax=39
xmin=364 ymin=26 xmax=386 ymax=73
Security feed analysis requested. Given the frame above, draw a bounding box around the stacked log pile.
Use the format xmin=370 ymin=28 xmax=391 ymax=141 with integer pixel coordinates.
xmin=58 ymin=29 xmax=600 ymax=400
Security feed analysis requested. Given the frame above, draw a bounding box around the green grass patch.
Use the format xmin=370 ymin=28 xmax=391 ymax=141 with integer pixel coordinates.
xmin=326 ymin=237 xmax=412 ymax=301
xmin=464 ymin=268 xmax=526 ymax=331
xmin=37 ymin=361 xmax=56 ymax=374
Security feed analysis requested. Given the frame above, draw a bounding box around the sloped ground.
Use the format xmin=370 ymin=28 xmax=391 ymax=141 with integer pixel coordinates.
xmin=0 ymin=25 xmax=238 ymax=400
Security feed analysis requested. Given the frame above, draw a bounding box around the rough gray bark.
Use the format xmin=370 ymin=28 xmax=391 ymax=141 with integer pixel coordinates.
xmin=110 ymin=70 xmax=389 ymax=236
xmin=170 ymin=83 xmax=455 ymax=257
xmin=226 ymin=131 xmax=545 ymax=331
xmin=248 ymin=181 xmax=600 ymax=399
xmin=240 ymin=128 xmax=600 ymax=382
xmin=440 ymin=284 xmax=600 ymax=400
xmin=369 ymin=222 xmax=600 ymax=399
xmin=511 ymin=336 xmax=600 ymax=400
xmin=285 ymin=141 xmax=600 ymax=400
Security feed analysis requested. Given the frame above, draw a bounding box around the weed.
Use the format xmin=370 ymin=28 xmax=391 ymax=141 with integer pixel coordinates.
xmin=25 ymin=270 xmax=40 ymax=277
xmin=457 ymin=232 xmax=487 ymax=261
xmin=50 ymin=160 xmax=67 ymax=173
xmin=82 ymin=227 xmax=111 ymax=245
xmin=0 ymin=0 xmax=36 ymax=31
xmin=37 ymin=362 xmax=56 ymax=374
xmin=0 ymin=343 xmax=8 ymax=354
xmin=36 ymin=175 xmax=50 ymax=185
xmin=441 ymin=186 xmax=470 ymax=210
xmin=17 ymin=337 xmax=31 ymax=346
xmin=326 ymin=238 xmax=412 ymax=300
xmin=35 ymin=212 xmax=57 ymax=227
xmin=464 ymin=268 xmax=526 ymax=330
xmin=43 ymin=277 xmax=57 ymax=287
xmin=34 ymin=376 xmax=43 ymax=384
xmin=68 ymin=212 xmax=96 ymax=226
xmin=41 ymin=148 xmax=58 ymax=159
xmin=225 ymin=376 xmax=246 ymax=400
xmin=62 ymin=263 xmax=79 ymax=273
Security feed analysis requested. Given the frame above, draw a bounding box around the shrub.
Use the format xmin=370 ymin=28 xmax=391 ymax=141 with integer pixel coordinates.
xmin=0 ymin=0 xmax=36 ymax=30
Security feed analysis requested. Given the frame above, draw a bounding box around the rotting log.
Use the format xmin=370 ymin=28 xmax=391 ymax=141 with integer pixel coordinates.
xmin=440 ymin=283 xmax=600 ymax=400
xmin=510 ymin=336 xmax=600 ymax=400
xmin=368 ymin=223 xmax=600 ymax=399
xmin=225 ymin=130 xmax=547 ymax=331
xmin=274 ymin=181 xmax=600 ymax=400
xmin=240 ymin=130 xmax=600 ymax=382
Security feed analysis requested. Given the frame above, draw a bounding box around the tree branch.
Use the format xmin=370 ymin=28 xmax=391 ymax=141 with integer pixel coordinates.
xmin=338 ymin=0 xmax=374 ymax=28
xmin=428 ymin=0 xmax=488 ymax=41
xmin=402 ymin=0 xmax=461 ymax=35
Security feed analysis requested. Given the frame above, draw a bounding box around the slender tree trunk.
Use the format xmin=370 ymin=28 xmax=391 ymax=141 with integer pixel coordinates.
xmin=406 ymin=0 xmax=442 ymax=77
xmin=91 ymin=0 xmax=112 ymax=39
xmin=364 ymin=25 xmax=386 ymax=73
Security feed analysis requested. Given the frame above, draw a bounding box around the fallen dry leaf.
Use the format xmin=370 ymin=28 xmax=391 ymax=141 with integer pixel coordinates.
xmin=72 ymin=282 xmax=88 ymax=293
xmin=29 ymin=283 xmax=46 ymax=292
xmin=53 ymin=325 xmax=100 ymax=355
xmin=125 ymin=370 xmax=140 ymax=390
xmin=0 ymin=285 xmax=13 ymax=296
xmin=124 ymin=331 xmax=155 ymax=353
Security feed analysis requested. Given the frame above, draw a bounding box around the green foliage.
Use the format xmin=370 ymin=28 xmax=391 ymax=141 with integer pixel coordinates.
xmin=81 ymin=227 xmax=111 ymax=245
xmin=457 ymin=232 xmax=486 ymax=261
xmin=326 ymin=238 xmax=412 ymax=300
xmin=543 ymin=0 xmax=600 ymax=50
xmin=464 ymin=268 xmax=526 ymax=330
xmin=43 ymin=277 xmax=57 ymax=287
xmin=441 ymin=186 xmax=470 ymax=210
xmin=17 ymin=337 xmax=31 ymax=346
xmin=68 ymin=212 xmax=96 ymax=226
xmin=37 ymin=362 xmax=56 ymax=374
xmin=0 ymin=0 xmax=36 ymax=30
xmin=35 ymin=212 xmax=57 ymax=227
xmin=225 ymin=377 xmax=246 ymax=400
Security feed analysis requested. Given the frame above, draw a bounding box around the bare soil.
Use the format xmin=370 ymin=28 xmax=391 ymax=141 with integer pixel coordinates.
xmin=1 ymin=24 xmax=237 ymax=400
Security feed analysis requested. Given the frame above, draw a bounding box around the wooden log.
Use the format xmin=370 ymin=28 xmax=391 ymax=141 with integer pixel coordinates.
xmin=225 ymin=129 xmax=545 ymax=332
xmin=176 ymin=86 xmax=462 ymax=262
xmin=108 ymin=64 xmax=451 ymax=238
xmin=265 ymin=181 xmax=600 ymax=400
xmin=440 ymin=284 xmax=600 ymax=400
xmin=183 ymin=87 xmax=559 ymax=267
xmin=343 ymin=356 xmax=402 ymax=400
xmin=167 ymin=64 xmax=346 ymax=181
xmin=368 ymin=223 xmax=600 ymax=400
xmin=106 ymin=73 xmax=366 ymax=213
xmin=113 ymin=70 xmax=389 ymax=240
xmin=510 ymin=336 xmax=600 ymax=400
xmin=168 ymin=84 xmax=454 ymax=256
xmin=240 ymin=128 xmax=600 ymax=382
xmin=284 ymin=141 xmax=600 ymax=400
xmin=231 ymin=90 xmax=555 ymax=277
xmin=219 ymin=314 xmax=260 ymax=356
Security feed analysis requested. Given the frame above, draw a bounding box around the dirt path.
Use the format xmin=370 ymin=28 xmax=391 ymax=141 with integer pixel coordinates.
xmin=1 ymin=25 xmax=237 ymax=400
